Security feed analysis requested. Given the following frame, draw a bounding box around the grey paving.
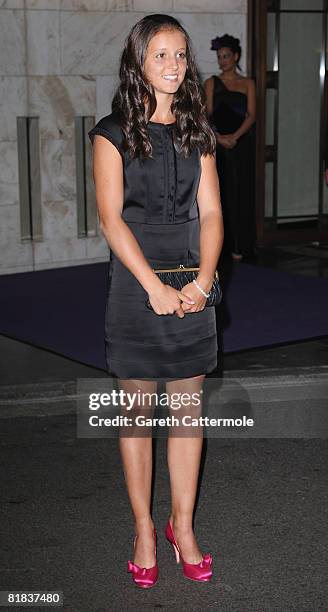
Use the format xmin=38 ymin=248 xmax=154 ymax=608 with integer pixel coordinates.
xmin=1 ymin=335 xmax=328 ymax=611
xmin=0 ymin=413 xmax=327 ymax=611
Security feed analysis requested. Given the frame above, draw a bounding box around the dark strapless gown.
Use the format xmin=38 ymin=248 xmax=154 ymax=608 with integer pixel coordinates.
xmin=88 ymin=113 xmax=218 ymax=379
xmin=210 ymin=75 xmax=256 ymax=256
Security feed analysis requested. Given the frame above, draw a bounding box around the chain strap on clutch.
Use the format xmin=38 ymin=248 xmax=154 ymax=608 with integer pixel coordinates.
xmin=146 ymin=265 xmax=222 ymax=311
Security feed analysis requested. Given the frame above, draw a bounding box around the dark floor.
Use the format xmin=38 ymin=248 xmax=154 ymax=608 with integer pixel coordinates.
xmin=243 ymin=241 xmax=328 ymax=279
xmin=0 ymin=243 xmax=327 ymax=611
xmin=1 ymin=242 xmax=327 ymax=391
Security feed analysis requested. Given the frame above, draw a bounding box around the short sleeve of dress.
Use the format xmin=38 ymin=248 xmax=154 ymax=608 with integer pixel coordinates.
xmin=88 ymin=113 xmax=124 ymax=157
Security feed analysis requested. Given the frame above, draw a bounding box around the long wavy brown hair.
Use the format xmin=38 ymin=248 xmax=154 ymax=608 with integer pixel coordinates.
xmin=112 ymin=14 xmax=216 ymax=159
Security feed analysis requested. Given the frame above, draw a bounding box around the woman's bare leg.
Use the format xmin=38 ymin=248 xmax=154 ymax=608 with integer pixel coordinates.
xmin=118 ymin=378 xmax=157 ymax=568
xmin=166 ymin=374 xmax=206 ymax=563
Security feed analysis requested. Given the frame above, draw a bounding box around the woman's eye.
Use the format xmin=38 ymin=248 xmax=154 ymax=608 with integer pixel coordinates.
xmin=155 ymin=52 xmax=186 ymax=59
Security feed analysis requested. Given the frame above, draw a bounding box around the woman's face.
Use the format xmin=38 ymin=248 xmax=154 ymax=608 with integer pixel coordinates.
xmin=217 ymin=47 xmax=239 ymax=72
xmin=143 ymin=28 xmax=187 ymax=96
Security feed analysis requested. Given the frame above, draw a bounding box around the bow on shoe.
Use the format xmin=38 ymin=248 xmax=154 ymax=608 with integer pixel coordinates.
xmin=127 ymin=560 xmax=158 ymax=588
xmin=199 ymin=553 xmax=212 ymax=568
xmin=127 ymin=560 xmax=148 ymax=574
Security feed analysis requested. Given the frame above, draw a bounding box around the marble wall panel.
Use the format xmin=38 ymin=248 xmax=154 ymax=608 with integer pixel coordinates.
xmin=86 ymin=234 xmax=109 ymax=260
xmin=0 ymin=261 xmax=34 ymax=274
xmin=0 ymin=203 xmax=33 ymax=271
xmin=0 ymin=10 xmax=25 ymax=75
xmin=26 ymin=1 xmax=61 ymax=8
xmin=29 ymin=76 xmax=95 ymax=139
xmin=0 ymin=243 xmax=34 ymax=271
xmin=41 ymin=137 xmax=76 ymax=202
xmin=27 ymin=10 xmax=61 ymax=75
xmin=60 ymin=11 xmax=143 ymax=75
xmin=33 ymin=235 xmax=87 ymax=267
xmin=133 ymin=0 xmax=173 ymax=11
xmin=41 ymin=199 xmax=78 ymax=240
xmin=0 ymin=78 xmax=28 ymax=141
xmin=0 ymin=142 xmax=19 ymax=205
xmin=0 ymin=203 xmax=20 ymax=244
xmin=95 ymin=75 xmax=119 ymax=119
xmin=33 ymin=257 xmax=94 ymax=271
xmin=25 ymin=0 xmax=133 ymax=9
xmin=173 ymin=0 xmax=246 ymax=12
xmin=61 ymin=10 xmax=246 ymax=78
xmin=60 ymin=0 xmax=133 ymax=10
xmin=0 ymin=1 xmax=24 ymax=10
xmin=174 ymin=12 xmax=246 ymax=78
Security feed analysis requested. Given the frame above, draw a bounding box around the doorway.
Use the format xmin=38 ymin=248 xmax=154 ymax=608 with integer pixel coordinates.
xmin=249 ymin=0 xmax=328 ymax=245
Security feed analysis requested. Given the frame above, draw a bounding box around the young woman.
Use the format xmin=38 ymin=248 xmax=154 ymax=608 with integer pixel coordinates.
xmin=89 ymin=14 xmax=223 ymax=588
xmin=204 ymin=34 xmax=256 ymax=261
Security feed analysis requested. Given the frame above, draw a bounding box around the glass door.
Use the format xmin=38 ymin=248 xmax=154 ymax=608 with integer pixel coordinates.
xmin=250 ymin=0 xmax=328 ymax=244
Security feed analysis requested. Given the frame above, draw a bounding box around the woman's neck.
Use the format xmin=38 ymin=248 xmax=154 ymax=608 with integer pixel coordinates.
xmin=147 ymin=95 xmax=175 ymax=124
xmin=219 ymin=68 xmax=238 ymax=81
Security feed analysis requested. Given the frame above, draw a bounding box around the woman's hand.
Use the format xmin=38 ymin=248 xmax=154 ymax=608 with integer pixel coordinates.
xmin=217 ymin=133 xmax=237 ymax=149
xmin=179 ymin=281 xmax=208 ymax=313
xmin=147 ymin=284 xmax=195 ymax=318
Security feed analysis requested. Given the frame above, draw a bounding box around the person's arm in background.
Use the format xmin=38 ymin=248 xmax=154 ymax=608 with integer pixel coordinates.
xmin=230 ymin=78 xmax=256 ymax=141
xmin=204 ymin=77 xmax=235 ymax=150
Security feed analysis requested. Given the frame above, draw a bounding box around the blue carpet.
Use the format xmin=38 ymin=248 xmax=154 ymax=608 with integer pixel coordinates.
xmin=0 ymin=262 xmax=327 ymax=370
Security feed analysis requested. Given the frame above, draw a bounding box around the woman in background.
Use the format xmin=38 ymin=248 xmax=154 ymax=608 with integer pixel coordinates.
xmin=204 ymin=34 xmax=256 ymax=261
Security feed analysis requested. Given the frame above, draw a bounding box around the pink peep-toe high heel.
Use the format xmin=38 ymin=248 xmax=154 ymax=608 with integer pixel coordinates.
xmin=165 ymin=519 xmax=213 ymax=582
xmin=127 ymin=527 xmax=158 ymax=588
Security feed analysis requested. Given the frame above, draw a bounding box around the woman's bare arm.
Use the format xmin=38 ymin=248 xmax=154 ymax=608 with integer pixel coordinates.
xmin=180 ymin=152 xmax=223 ymax=313
xmin=92 ymin=134 xmax=162 ymax=295
xmin=231 ymin=78 xmax=256 ymax=140
xmin=204 ymin=76 xmax=230 ymax=148
xmin=196 ymin=153 xmax=224 ymax=292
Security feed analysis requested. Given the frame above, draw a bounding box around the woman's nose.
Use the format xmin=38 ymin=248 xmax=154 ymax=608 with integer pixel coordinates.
xmin=168 ymin=56 xmax=178 ymax=71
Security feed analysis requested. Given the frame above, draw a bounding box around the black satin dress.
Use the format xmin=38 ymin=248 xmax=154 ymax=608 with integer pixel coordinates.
xmin=210 ymin=75 xmax=256 ymax=256
xmin=88 ymin=113 xmax=218 ymax=379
